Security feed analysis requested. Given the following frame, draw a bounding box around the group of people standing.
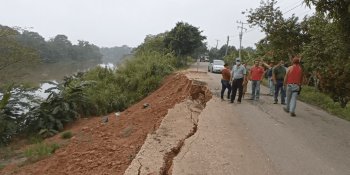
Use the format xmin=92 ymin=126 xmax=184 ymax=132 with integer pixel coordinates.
xmin=220 ymin=56 xmax=303 ymax=117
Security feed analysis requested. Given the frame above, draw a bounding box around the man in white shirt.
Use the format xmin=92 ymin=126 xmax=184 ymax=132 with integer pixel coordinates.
xmin=230 ymin=58 xmax=247 ymax=104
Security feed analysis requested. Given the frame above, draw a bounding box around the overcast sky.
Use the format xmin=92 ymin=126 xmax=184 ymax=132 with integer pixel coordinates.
xmin=0 ymin=0 xmax=313 ymax=49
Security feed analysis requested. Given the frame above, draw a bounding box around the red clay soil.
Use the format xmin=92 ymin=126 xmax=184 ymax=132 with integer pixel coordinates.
xmin=0 ymin=73 xmax=210 ymax=175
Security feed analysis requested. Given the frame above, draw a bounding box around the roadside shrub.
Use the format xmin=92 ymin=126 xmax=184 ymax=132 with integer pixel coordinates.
xmin=25 ymin=76 xmax=95 ymax=138
xmin=24 ymin=143 xmax=60 ymax=161
xmin=115 ymin=51 xmax=176 ymax=100
xmin=0 ymin=84 xmax=40 ymax=146
xmin=81 ymin=67 xmax=122 ymax=115
xmin=1 ymin=49 xmax=180 ymax=145
xmin=82 ymin=51 xmax=177 ymax=115
xmin=60 ymin=131 xmax=72 ymax=139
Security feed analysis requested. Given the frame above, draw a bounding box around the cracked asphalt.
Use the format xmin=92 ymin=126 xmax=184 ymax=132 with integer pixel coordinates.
xmin=172 ymin=62 xmax=350 ymax=175
xmin=125 ymin=62 xmax=350 ymax=175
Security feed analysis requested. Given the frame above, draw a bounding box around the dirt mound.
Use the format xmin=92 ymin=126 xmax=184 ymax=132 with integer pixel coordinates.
xmin=1 ymin=73 xmax=211 ymax=175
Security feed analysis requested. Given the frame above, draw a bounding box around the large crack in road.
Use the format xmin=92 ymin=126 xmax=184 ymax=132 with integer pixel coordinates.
xmin=124 ymin=79 xmax=211 ymax=175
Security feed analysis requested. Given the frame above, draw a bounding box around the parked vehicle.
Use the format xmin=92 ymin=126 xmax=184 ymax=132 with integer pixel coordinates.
xmin=200 ymin=56 xmax=209 ymax=62
xmin=208 ymin=59 xmax=225 ymax=73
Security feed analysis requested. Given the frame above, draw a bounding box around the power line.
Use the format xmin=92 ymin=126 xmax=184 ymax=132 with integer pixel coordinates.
xmin=279 ymin=0 xmax=303 ymax=11
xmin=244 ymin=0 xmax=304 ymax=34
xmin=283 ymin=2 xmax=303 ymax=15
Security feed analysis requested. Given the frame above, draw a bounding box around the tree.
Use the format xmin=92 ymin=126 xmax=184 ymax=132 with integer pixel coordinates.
xmin=0 ymin=26 xmax=38 ymax=84
xmin=100 ymin=45 xmax=133 ymax=64
xmin=247 ymin=0 xmax=305 ymax=62
xmin=164 ymin=22 xmax=206 ymax=57
xmin=304 ymin=0 xmax=350 ymax=66
xmin=304 ymin=0 xmax=350 ymax=33
xmin=46 ymin=34 xmax=73 ymax=62
xmin=301 ymin=13 xmax=350 ymax=107
xmin=135 ymin=33 xmax=169 ymax=55
xmin=208 ymin=47 xmax=220 ymax=62
xmin=192 ymin=42 xmax=208 ymax=60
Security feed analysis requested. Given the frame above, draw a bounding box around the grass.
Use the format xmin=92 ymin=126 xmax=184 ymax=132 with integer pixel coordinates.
xmin=28 ymin=135 xmax=43 ymax=144
xmin=24 ymin=143 xmax=60 ymax=162
xmin=0 ymin=163 xmax=5 ymax=170
xmin=299 ymin=86 xmax=350 ymax=121
xmin=60 ymin=131 xmax=73 ymax=139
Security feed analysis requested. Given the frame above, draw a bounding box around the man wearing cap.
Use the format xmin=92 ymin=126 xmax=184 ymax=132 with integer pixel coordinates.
xmin=283 ymin=56 xmax=303 ymax=117
xmin=230 ymin=58 xmax=246 ymax=104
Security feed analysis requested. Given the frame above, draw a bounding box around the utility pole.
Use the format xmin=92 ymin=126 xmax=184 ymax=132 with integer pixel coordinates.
xmin=225 ymin=36 xmax=230 ymax=56
xmin=237 ymin=21 xmax=247 ymax=60
xmin=215 ymin=39 xmax=219 ymax=49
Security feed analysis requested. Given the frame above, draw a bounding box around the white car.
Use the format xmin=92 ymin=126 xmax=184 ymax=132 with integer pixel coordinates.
xmin=208 ymin=59 xmax=225 ymax=73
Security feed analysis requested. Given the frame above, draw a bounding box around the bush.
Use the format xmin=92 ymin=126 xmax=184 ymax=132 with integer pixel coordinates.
xmin=24 ymin=143 xmax=60 ymax=161
xmin=81 ymin=51 xmax=176 ymax=115
xmin=60 ymin=131 xmax=73 ymax=139
xmin=1 ymin=47 xmax=181 ymax=145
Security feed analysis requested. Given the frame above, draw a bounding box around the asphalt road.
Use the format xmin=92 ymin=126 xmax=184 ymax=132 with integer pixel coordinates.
xmin=172 ymin=62 xmax=350 ymax=175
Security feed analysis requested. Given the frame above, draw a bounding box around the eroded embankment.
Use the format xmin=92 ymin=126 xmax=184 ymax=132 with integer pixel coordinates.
xmin=124 ymin=79 xmax=211 ymax=175
xmin=0 ymin=73 xmax=210 ymax=175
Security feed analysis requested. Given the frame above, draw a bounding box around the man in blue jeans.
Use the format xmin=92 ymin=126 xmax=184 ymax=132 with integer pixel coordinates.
xmin=267 ymin=62 xmax=275 ymax=96
xmin=273 ymin=60 xmax=286 ymax=104
xmin=249 ymin=60 xmax=265 ymax=100
xmin=284 ymin=56 xmax=303 ymax=116
xmin=221 ymin=63 xmax=231 ymax=100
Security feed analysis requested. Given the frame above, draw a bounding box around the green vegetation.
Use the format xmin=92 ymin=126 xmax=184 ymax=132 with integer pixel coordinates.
xmin=0 ymin=26 xmax=39 ymax=84
xmin=0 ymin=163 xmax=4 ymax=170
xmin=299 ymin=86 xmax=350 ymax=121
xmin=0 ymin=26 xmax=105 ymax=84
xmin=246 ymin=0 xmax=350 ymax=108
xmin=60 ymin=131 xmax=73 ymax=139
xmin=164 ymin=21 xmax=206 ymax=57
xmin=100 ymin=45 xmax=133 ymax=64
xmin=24 ymin=143 xmax=60 ymax=161
xmin=0 ymin=22 xmax=206 ymax=146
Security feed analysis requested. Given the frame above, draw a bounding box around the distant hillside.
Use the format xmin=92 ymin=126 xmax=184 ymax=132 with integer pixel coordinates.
xmin=100 ymin=45 xmax=133 ymax=64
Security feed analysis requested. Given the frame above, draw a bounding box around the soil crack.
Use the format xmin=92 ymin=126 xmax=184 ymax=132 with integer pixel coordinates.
xmin=123 ymin=78 xmax=211 ymax=175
